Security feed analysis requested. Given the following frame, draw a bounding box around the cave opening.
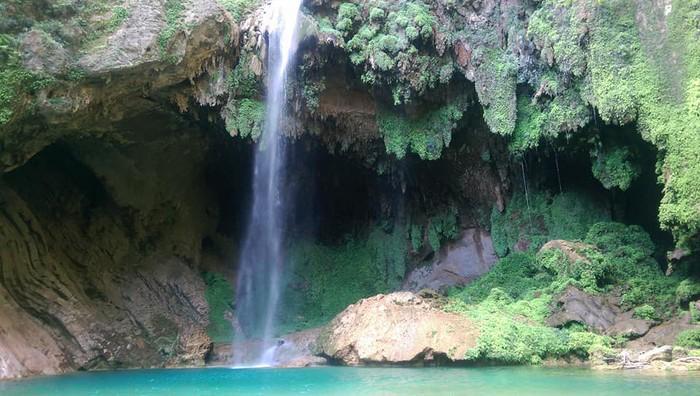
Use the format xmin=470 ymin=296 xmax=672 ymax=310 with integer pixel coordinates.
xmin=1 ymin=90 xmax=676 ymax=285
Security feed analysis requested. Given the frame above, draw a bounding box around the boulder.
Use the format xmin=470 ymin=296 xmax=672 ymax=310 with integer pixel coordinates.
xmin=637 ymin=345 xmax=673 ymax=363
xmin=628 ymin=311 xmax=700 ymax=350
xmin=317 ymin=292 xmax=479 ymax=365
xmin=547 ymin=286 xmax=653 ymax=338
xmin=547 ymin=286 xmax=618 ymax=333
xmin=274 ymin=328 xmax=327 ymax=367
xmin=404 ymin=229 xmax=498 ymax=292
xmin=607 ymin=311 xmax=653 ymax=339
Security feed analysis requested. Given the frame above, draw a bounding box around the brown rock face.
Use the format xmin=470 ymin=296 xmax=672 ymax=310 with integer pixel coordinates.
xmin=318 ymin=292 xmax=478 ymax=365
xmin=0 ymin=0 xmax=248 ymax=379
xmin=628 ymin=311 xmax=700 ymax=350
xmin=0 ymin=112 xmax=232 ymax=379
xmin=404 ymin=229 xmax=498 ymax=292
xmin=547 ymin=286 xmax=653 ymax=338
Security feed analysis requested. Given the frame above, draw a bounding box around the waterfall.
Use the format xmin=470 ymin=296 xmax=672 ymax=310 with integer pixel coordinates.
xmin=234 ymin=0 xmax=304 ymax=366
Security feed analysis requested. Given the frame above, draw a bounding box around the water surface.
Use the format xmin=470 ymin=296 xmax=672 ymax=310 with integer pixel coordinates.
xmin=1 ymin=367 xmax=698 ymax=395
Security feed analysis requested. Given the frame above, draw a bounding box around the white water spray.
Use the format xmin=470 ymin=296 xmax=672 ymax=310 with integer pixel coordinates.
xmin=234 ymin=0 xmax=304 ymax=366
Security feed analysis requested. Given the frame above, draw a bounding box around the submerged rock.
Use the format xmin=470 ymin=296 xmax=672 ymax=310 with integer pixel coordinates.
xmin=317 ymin=292 xmax=478 ymax=365
xmin=207 ymin=328 xmax=327 ymax=368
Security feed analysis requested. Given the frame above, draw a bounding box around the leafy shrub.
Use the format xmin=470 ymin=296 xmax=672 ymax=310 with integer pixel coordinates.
xmin=0 ymin=34 xmax=53 ymax=124
xmin=107 ymin=6 xmax=129 ymax=30
xmin=218 ymin=0 xmax=261 ymax=22
xmin=450 ymin=253 xmax=549 ymax=304
xmin=676 ymin=278 xmax=700 ymax=306
xmin=566 ymin=331 xmax=615 ymax=359
xmin=334 ymin=0 xmax=447 ymax=103
xmin=223 ymin=99 xmax=265 ymax=140
xmin=590 ymin=144 xmax=641 ymax=191
xmin=578 ymin=222 xmax=679 ymax=316
xmin=474 ymin=49 xmax=518 ymax=136
xmin=676 ymin=329 xmax=700 ymax=349
xmin=536 ymin=244 xmax=612 ymax=292
xmin=691 ymin=303 xmax=700 ymax=323
xmin=621 ymin=267 xmax=680 ymax=317
xmin=633 ymin=304 xmax=657 ymax=321
xmin=584 ymin=222 xmax=654 ymax=264
xmin=158 ymin=0 xmax=186 ymax=60
xmin=490 ymin=191 xmax=609 ymax=257
xmin=227 ymin=54 xmax=261 ymax=99
xmin=448 ymin=288 xmax=611 ymax=364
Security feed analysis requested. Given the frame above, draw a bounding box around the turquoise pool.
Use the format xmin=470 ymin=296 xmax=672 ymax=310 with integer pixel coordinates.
xmin=1 ymin=366 xmax=698 ymax=395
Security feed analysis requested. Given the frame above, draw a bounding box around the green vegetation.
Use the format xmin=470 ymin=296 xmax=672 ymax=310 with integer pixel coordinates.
xmin=524 ymin=0 xmax=700 ymax=250
xmin=223 ymin=99 xmax=265 ymax=140
xmin=676 ymin=329 xmax=700 ymax=349
xmin=527 ymin=0 xmax=588 ymax=77
xmin=300 ymin=78 xmax=326 ymax=113
xmin=280 ymin=225 xmax=408 ymax=332
xmin=474 ymin=50 xmax=517 ymax=136
xmin=449 ymin=216 xmax=699 ymax=364
xmin=0 ymin=34 xmax=29 ymax=125
xmin=548 ymin=222 xmax=679 ymax=314
xmin=158 ymin=0 xmax=186 ymax=61
xmin=202 ymin=272 xmax=235 ymax=343
xmin=377 ymin=97 xmax=467 ymax=160
xmin=510 ymin=89 xmax=589 ymax=154
xmin=691 ymin=303 xmax=700 ymax=323
xmin=0 ymin=34 xmax=53 ymax=125
xmin=426 ymin=207 xmax=459 ymax=252
xmin=447 ymin=289 xmax=613 ymax=364
xmin=633 ymin=304 xmax=657 ymax=321
xmin=107 ymin=6 xmax=129 ymax=31
xmin=218 ymin=0 xmax=261 ymax=22
xmin=409 ymin=206 xmax=460 ymax=253
xmin=490 ymin=190 xmax=609 ymax=257
xmin=227 ymin=54 xmax=262 ymax=99
xmin=452 ymin=253 xmax=550 ymax=304
xmin=333 ymin=0 xmax=451 ymax=103
xmin=590 ymin=142 xmax=641 ymax=191
xmin=676 ymin=278 xmax=700 ymax=306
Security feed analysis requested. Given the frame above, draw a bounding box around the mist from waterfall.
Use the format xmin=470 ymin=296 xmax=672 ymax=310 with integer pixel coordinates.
xmin=234 ymin=0 xmax=304 ymax=366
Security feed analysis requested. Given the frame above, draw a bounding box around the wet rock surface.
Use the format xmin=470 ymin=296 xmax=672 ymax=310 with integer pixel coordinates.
xmin=207 ymin=328 xmax=327 ymax=368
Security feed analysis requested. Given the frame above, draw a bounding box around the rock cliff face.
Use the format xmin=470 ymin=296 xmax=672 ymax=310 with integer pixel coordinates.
xmin=0 ymin=125 xmax=221 ymax=378
xmin=0 ymin=0 xmax=240 ymax=379
xmin=404 ymin=228 xmax=498 ymax=292
xmin=0 ymin=0 xmax=698 ymax=380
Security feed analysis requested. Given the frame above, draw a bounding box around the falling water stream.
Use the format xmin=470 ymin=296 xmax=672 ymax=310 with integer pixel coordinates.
xmin=234 ymin=0 xmax=304 ymax=366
